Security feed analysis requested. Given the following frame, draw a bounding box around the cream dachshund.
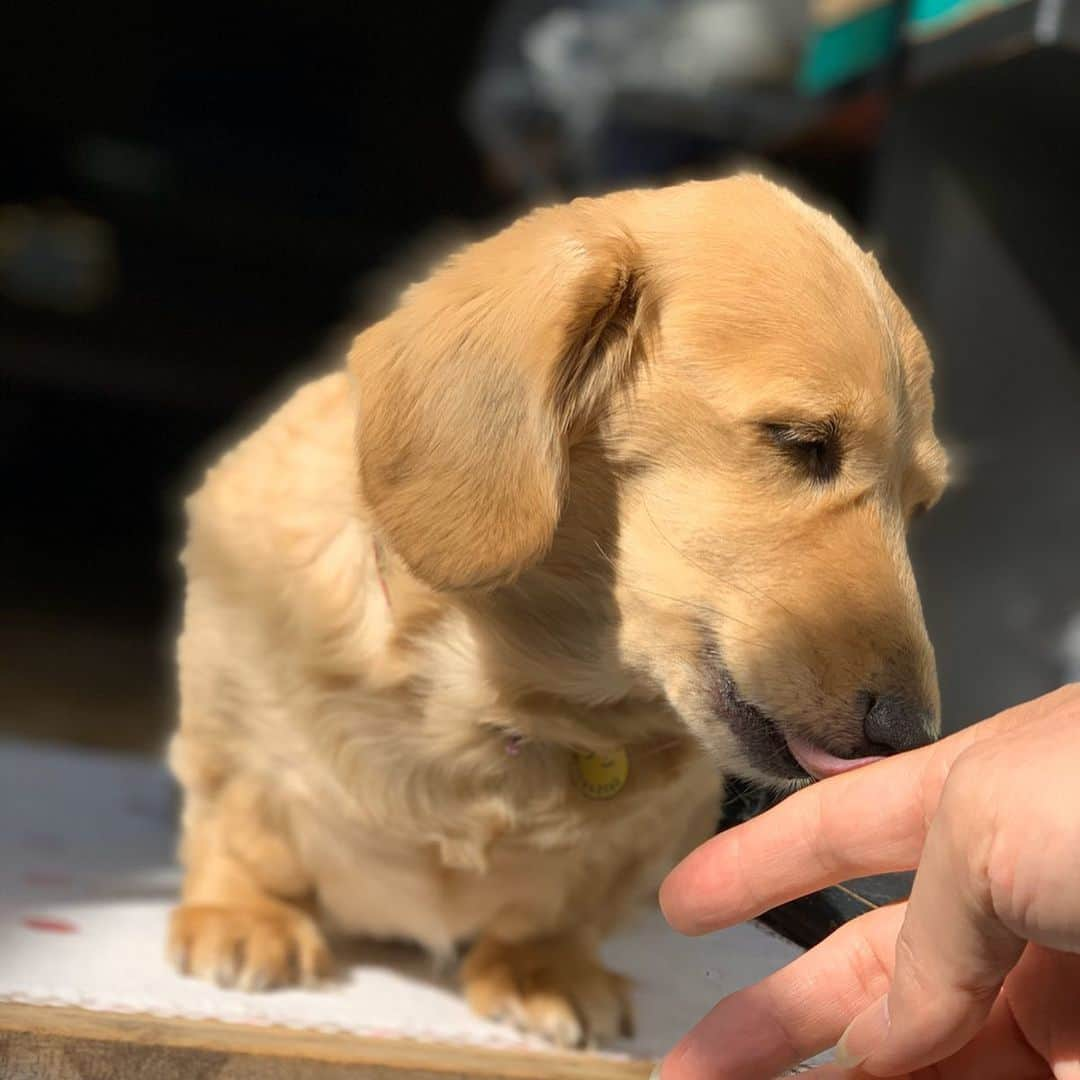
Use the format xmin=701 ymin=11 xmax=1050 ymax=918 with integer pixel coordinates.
xmin=168 ymin=175 xmax=948 ymax=1047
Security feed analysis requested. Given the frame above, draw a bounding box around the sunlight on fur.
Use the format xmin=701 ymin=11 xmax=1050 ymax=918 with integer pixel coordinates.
xmin=169 ymin=175 xmax=948 ymax=1047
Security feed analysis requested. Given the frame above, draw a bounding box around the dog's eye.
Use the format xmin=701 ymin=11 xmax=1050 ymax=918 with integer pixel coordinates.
xmin=763 ymin=421 xmax=842 ymax=484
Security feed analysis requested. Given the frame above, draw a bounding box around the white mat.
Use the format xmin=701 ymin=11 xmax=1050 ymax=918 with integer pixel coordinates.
xmin=0 ymin=738 xmax=804 ymax=1060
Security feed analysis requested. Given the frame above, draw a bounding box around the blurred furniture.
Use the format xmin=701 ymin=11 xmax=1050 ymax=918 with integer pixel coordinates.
xmin=906 ymin=0 xmax=1080 ymax=81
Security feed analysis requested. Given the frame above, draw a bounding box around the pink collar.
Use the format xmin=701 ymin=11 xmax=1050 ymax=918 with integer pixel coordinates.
xmin=372 ymin=538 xmax=392 ymax=610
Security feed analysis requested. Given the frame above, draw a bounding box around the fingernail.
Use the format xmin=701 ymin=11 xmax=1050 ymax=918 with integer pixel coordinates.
xmin=835 ymin=994 xmax=890 ymax=1067
xmin=649 ymin=1064 xmax=663 ymax=1080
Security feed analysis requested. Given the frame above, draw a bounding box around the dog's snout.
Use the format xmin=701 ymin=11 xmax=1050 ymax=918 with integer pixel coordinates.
xmin=862 ymin=694 xmax=935 ymax=755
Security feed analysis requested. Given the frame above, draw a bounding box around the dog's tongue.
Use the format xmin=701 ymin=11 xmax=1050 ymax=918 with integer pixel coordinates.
xmin=785 ymin=734 xmax=885 ymax=780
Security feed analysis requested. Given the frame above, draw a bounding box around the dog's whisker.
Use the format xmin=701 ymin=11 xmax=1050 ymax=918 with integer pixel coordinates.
xmin=590 ymin=543 xmax=772 ymax=644
xmin=637 ymin=498 xmax=824 ymax=653
xmin=615 ymin=585 xmax=774 ymax=652
xmin=639 ymin=497 xmax=806 ymax=625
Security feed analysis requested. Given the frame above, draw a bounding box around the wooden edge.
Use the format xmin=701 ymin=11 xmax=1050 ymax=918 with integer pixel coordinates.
xmin=0 ymin=1001 xmax=652 ymax=1080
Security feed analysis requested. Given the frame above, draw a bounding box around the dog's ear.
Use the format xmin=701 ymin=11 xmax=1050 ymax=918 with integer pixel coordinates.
xmin=350 ymin=202 xmax=644 ymax=591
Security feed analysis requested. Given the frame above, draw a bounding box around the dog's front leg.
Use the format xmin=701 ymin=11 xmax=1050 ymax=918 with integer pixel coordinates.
xmin=461 ymin=934 xmax=633 ymax=1048
xmin=167 ymin=779 xmax=332 ymax=992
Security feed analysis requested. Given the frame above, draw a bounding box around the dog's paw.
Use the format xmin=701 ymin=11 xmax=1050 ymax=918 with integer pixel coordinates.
xmin=168 ymin=904 xmax=332 ymax=991
xmin=461 ymin=937 xmax=633 ymax=1048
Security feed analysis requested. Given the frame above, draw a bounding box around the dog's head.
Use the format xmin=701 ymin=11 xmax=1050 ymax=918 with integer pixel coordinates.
xmin=350 ymin=177 xmax=948 ymax=786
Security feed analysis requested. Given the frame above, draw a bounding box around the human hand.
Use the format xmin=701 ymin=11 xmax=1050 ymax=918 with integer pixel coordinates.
xmin=656 ymin=684 xmax=1080 ymax=1079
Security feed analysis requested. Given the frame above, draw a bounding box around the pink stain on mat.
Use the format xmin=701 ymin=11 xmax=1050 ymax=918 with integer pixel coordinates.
xmin=23 ymin=916 xmax=79 ymax=934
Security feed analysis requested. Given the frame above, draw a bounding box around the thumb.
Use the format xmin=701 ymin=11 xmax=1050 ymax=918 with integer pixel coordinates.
xmin=835 ymin=753 xmax=1025 ymax=1075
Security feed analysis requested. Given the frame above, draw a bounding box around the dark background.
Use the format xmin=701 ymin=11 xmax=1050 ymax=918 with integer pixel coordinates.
xmin=1 ymin=2 xmax=503 ymax=748
xmin=2 ymin=1 xmax=1079 ymax=756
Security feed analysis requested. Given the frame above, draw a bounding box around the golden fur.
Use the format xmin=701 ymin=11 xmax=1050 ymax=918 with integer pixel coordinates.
xmin=168 ymin=176 xmax=948 ymax=1046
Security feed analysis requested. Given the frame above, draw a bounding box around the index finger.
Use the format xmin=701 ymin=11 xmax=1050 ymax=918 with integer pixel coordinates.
xmin=659 ymin=688 xmax=1073 ymax=936
xmin=660 ymin=724 xmax=978 ymax=936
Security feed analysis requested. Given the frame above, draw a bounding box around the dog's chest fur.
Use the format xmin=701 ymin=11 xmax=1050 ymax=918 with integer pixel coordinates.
xmin=175 ymin=374 xmax=720 ymax=955
xmin=284 ymin=713 xmax=718 ymax=953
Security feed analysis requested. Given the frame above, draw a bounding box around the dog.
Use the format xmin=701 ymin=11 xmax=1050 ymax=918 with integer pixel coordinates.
xmin=167 ymin=175 xmax=948 ymax=1047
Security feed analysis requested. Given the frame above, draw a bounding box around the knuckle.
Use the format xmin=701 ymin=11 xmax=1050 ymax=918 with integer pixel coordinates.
xmin=894 ymin=913 xmax=1002 ymax=1008
xmin=805 ymin=786 xmax=845 ymax=878
xmin=939 ymin=750 xmax=1000 ymax=881
xmin=891 ymin=925 xmax=932 ymax=999
xmin=944 ymin=744 xmax=991 ymax=789
xmin=839 ymin=921 xmax=893 ymax=1004
xmin=938 ymin=749 xmax=996 ymax=836
xmin=758 ymin=979 xmax=805 ymax=1065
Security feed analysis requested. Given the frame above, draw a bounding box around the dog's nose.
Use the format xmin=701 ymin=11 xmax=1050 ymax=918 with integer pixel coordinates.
xmin=862 ymin=694 xmax=935 ymax=754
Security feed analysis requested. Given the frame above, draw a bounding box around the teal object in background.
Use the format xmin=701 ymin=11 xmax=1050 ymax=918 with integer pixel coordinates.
xmin=909 ymin=0 xmax=972 ymax=19
xmin=907 ymin=0 xmax=1009 ymax=36
xmin=798 ymin=3 xmax=901 ymax=94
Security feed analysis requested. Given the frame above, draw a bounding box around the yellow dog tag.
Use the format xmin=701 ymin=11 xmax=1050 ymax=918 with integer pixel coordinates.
xmin=573 ymin=748 xmax=629 ymax=800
